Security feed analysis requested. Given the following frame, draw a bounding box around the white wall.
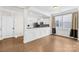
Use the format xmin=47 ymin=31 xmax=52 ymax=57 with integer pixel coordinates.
xmin=14 ymin=12 xmax=24 ymax=37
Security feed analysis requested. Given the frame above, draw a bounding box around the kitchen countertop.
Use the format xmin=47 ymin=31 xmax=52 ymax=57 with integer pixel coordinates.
xmin=27 ymin=26 xmax=50 ymax=29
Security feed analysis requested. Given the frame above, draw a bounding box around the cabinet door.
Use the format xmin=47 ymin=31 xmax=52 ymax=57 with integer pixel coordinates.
xmin=33 ymin=28 xmax=40 ymax=39
xmin=24 ymin=29 xmax=34 ymax=43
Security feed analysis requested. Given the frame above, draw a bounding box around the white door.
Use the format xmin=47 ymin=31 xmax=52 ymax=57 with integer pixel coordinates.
xmin=2 ymin=16 xmax=14 ymax=39
xmin=6 ymin=16 xmax=14 ymax=38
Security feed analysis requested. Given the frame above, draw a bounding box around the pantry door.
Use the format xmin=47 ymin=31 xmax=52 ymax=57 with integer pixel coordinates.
xmin=2 ymin=15 xmax=14 ymax=39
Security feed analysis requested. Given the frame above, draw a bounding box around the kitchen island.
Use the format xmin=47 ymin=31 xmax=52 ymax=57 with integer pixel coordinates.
xmin=24 ymin=27 xmax=51 ymax=43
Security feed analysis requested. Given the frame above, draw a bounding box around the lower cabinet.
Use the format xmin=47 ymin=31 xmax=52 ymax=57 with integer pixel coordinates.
xmin=24 ymin=29 xmax=34 ymax=43
xmin=24 ymin=27 xmax=51 ymax=43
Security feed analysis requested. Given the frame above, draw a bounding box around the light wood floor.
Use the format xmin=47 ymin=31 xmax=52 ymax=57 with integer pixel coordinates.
xmin=0 ymin=35 xmax=79 ymax=52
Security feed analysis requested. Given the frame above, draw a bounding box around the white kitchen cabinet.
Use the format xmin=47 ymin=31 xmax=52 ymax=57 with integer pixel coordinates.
xmin=34 ymin=28 xmax=40 ymax=39
xmin=37 ymin=27 xmax=50 ymax=39
xmin=24 ymin=29 xmax=35 ymax=43
xmin=45 ymin=28 xmax=51 ymax=35
xmin=40 ymin=28 xmax=50 ymax=37
xmin=24 ymin=27 xmax=51 ymax=43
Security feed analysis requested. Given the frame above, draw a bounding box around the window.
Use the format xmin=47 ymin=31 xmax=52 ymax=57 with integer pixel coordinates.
xmin=55 ymin=14 xmax=72 ymax=37
xmin=63 ymin=14 xmax=72 ymax=29
xmin=55 ymin=16 xmax=63 ymax=28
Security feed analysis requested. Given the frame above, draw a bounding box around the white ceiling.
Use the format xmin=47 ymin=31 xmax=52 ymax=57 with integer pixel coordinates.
xmin=28 ymin=6 xmax=79 ymax=16
xmin=1 ymin=6 xmax=79 ymax=17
